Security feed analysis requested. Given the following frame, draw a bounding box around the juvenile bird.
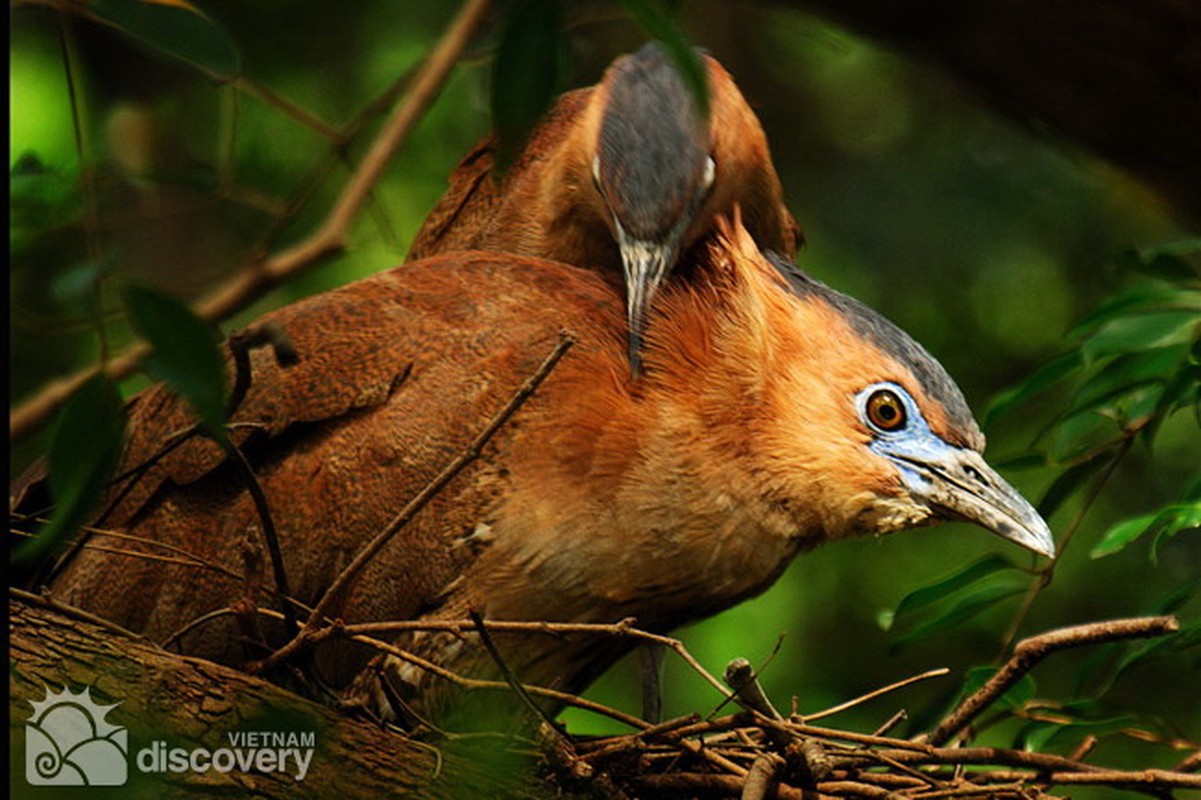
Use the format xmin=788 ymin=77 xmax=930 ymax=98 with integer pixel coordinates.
xmin=22 ymin=215 xmax=1052 ymax=726
xmin=409 ymin=42 xmax=801 ymax=371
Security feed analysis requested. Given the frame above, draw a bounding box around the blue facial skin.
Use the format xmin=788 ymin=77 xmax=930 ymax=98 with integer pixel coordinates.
xmin=856 ymin=382 xmax=1055 ymax=557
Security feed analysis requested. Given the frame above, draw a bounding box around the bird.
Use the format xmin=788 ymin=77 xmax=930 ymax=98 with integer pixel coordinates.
xmin=408 ymin=42 xmax=802 ymax=372
xmin=17 ymin=213 xmax=1053 ymax=727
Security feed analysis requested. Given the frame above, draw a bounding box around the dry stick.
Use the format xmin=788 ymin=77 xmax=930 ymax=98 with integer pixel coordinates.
xmin=9 ymin=0 xmax=494 ymax=443
xmin=345 ymin=632 xmax=649 ymax=731
xmin=223 ymin=441 xmax=298 ymax=640
xmin=12 ymin=516 xmax=316 ymax=619
xmin=803 ymin=668 xmax=950 ymax=723
xmin=253 ymin=332 xmax=574 ymax=673
xmin=741 ymin=754 xmax=781 ymax=800
xmin=468 ymin=610 xmax=563 ymax=735
xmin=928 ymin=616 xmax=1179 ymax=746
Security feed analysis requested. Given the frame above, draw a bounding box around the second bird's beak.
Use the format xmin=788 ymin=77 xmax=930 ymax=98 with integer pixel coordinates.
xmin=616 ymin=225 xmax=680 ymax=373
xmin=875 ymin=435 xmax=1055 ymax=557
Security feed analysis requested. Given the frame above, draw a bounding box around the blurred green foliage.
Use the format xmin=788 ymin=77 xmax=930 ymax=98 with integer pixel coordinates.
xmin=9 ymin=0 xmax=1198 ymax=789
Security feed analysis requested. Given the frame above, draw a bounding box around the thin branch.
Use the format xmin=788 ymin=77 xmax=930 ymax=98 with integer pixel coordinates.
xmin=253 ymin=332 xmax=574 ymax=673
xmin=469 ymin=609 xmax=563 ymax=734
xmin=999 ymin=439 xmax=1132 ymax=653
xmin=9 ymin=0 xmax=494 ymax=443
xmin=928 ymin=616 xmax=1180 ymax=746
xmin=802 ymin=668 xmax=950 ymax=723
xmin=222 ymin=439 xmax=298 ymax=639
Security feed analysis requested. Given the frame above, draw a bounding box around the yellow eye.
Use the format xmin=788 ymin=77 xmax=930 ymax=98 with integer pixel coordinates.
xmin=867 ymin=389 xmax=907 ymax=432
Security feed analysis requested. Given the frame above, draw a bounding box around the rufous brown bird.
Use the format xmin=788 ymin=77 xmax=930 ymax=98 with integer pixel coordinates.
xmin=17 ymin=215 xmax=1052 ymax=726
xmin=409 ymin=42 xmax=801 ymax=371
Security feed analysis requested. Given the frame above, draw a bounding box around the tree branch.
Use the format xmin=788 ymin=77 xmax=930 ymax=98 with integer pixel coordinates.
xmin=927 ymin=615 xmax=1180 ymax=746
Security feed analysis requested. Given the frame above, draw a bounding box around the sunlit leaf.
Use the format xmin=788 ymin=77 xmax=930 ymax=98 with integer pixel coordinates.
xmin=1082 ymin=310 xmax=1200 ymax=361
xmin=617 ymin=0 xmax=709 ymax=116
xmin=890 ymin=584 xmax=1024 ymax=652
xmin=123 ymin=284 xmax=228 ymax=439
xmin=490 ymin=0 xmax=566 ymax=171
xmin=890 ymin=554 xmax=1020 ymax=627
xmin=12 ymin=375 xmax=126 ymax=565
xmin=1089 ymin=512 xmax=1159 ymax=559
xmin=91 ymin=0 xmax=241 ymax=77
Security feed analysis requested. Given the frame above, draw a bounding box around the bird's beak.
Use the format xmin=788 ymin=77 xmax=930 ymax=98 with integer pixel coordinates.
xmin=615 ymin=224 xmax=679 ymax=373
xmin=875 ymin=436 xmax=1055 ymax=557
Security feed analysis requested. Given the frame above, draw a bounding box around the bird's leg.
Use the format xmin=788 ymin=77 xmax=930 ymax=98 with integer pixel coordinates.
xmin=638 ymin=643 xmax=666 ymax=723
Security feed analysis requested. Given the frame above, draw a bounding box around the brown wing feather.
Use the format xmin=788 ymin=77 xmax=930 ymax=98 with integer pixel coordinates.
xmin=42 ymin=252 xmax=622 ymax=687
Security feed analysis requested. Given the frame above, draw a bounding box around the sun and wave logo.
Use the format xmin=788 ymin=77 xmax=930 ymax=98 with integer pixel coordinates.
xmin=25 ymin=684 xmax=129 ymax=786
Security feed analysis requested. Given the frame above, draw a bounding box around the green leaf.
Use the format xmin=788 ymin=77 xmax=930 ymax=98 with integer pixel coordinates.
xmin=1046 ymin=410 xmax=1118 ymax=464
xmin=12 ymin=375 xmax=126 ymax=565
xmin=124 ymin=284 xmax=228 ymax=439
xmin=1119 ymin=239 xmax=1201 ymax=282
xmin=1071 ymin=345 xmax=1188 ymax=411
xmin=1090 ymin=512 xmax=1159 ymax=559
xmin=890 ymin=555 xmax=1020 ymax=627
xmin=1018 ymin=714 xmax=1136 ymax=753
xmin=1143 ymin=362 xmax=1201 ymax=447
xmin=1038 ymin=459 xmax=1105 ymax=519
xmin=490 ymin=0 xmax=567 ymax=171
xmin=1154 ymin=576 xmax=1201 ymax=615
xmin=984 ymin=351 xmax=1083 ymax=427
xmin=1069 ymin=285 xmax=1198 ymax=338
xmin=91 ymin=0 xmax=241 ymax=77
xmin=960 ymin=665 xmax=1036 ymax=711
xmin=617 ymin=0 xmax=710 ymax=117
xmin=1082 ymin=309 xmax=1200 ymax=361
xmin=890 ymin=584 xmax=1024 ymax=652
xmin=50 ymin=259 xmax=113 ymax=323
xmin=1150 ymin=501 xmax=1201 ymax=563
xmin=1091 ymin=502 xmax=1201 ymax=560
xmin=1136 ymin=252 xmax=1199 ymax=282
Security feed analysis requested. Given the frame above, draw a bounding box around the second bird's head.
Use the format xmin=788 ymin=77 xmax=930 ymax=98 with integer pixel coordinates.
xmin=583 ymin=42 xmax=794 ymax=371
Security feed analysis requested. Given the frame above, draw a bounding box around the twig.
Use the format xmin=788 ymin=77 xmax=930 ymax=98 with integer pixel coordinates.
xmin=253 ymin=333 xmax=574 ymax=673
xmin=1000 ymin=440 xmax=1132 ymax=653
xmin=928 ymin=616 xmax=1179 ymax=746
xmin=636 ymin=772 xmax=808 ymax=799
xmin=871 ymin=710 xmax=908 ymax=738
xmin=345 ymin=632 xmax=649 ymax=731
xmin=223 ymin=440 xmax=299 ymax=639
xmin=9 ymin=0 xmax=494 ymax=442
xmin=469 ymin=609 xmax=562 ymax=734
xmin=803 ymin=668 xmax=950 ymax=723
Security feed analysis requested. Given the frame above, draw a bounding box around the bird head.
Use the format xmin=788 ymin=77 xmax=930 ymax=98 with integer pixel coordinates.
xmin=585 ymin=43 xmax=795 ymax=372
xmin=647 ymin=215 xmax=1054 ymax=558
